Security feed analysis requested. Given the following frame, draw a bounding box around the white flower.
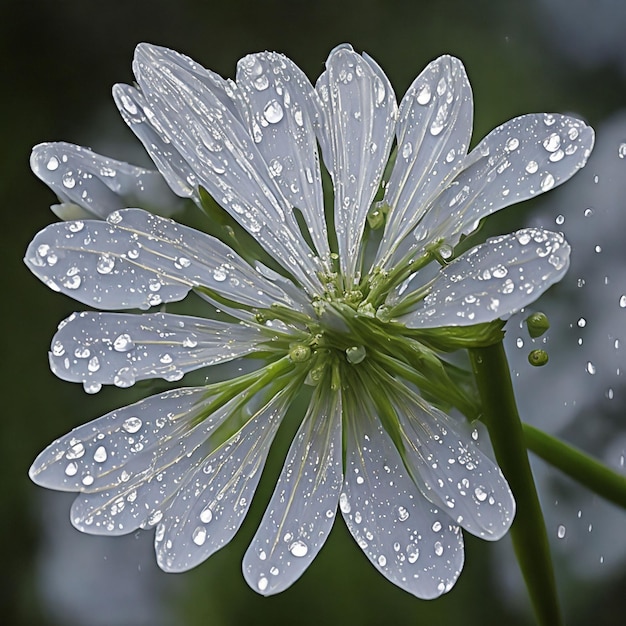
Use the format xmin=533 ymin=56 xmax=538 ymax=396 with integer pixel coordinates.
xmin=25 ymin=43 xmax=594 ymax=599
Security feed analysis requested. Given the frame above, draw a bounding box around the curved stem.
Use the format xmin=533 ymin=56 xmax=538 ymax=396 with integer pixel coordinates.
xmin=524 ymin=423 xmax=626 ymax=508
xmin=469 ymin=342 xmax=562 ymax=626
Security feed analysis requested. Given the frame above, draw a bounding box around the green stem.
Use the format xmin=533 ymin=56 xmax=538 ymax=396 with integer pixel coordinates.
xmin=524 ymin=423 xmax=626 ymax=508
xmin=469 ymin=342 xmax=562 ymax=626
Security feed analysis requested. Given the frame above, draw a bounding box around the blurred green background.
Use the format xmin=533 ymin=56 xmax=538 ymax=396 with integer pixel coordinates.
xmin=3 ymin=0 xmax=626 ymax=624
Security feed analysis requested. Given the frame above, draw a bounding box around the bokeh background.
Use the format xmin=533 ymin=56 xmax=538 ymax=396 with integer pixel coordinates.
xmin=2 ymin=0 xmax=626 ymax=624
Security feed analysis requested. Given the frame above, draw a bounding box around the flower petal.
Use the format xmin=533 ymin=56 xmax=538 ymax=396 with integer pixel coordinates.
xmin=394 ymin=387 xmax=515 ymax=540
xmin=30 ymin=142 xmax=183 ymax=219
xmin=155 ymin=386 xmax=295 ymax=572
xmin=377 ymin=56 xmax=473 ymax=268
xmin=131 ymin=44 xmax=322 ymax=294
xmin=399 ymin=228 xmax=570 ymax=328
xmin=242 ymin=385 xmax=342 ymax=595
xmin=341 ymin=390 xmax=464 ymax=599
xmin=235 ymin=52 xmax=330 ymax=263
xmin=113 ymin=83 xmax=199 ymax=199
xmin=417 ymin=113 xmax=594 ymax=250
xmin=64 ymin=391 xmax=244 ymax=535
xmin=28 ymin=387 xmax=218 ymax=496
xmin=49 ymin=311 xmax=263 ymax=387
xmin=24 ymin=209 xmax=299 ymax=311
xmin=315 ymin=44 xmax=397 ymax=282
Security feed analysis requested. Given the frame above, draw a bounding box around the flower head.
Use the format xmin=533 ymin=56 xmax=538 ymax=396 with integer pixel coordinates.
xmin=25 ymin=44 xmax=594 ymax=598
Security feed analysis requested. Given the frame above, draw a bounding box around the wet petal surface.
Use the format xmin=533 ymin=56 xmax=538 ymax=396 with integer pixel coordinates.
xmin=400 ymin=228 xmax=570 ymax=327
xmin=316 ymin=44 xmax=397 ymax=282
xmin=49 ymin=311 xmax=263 ymax=387
xmin=341 ymin=390 xmax=464 ymax=598
xmin=24 ymin=209 xmax=298 ymax=311
xmin=243 ymin=386 xmax=342 ymax=595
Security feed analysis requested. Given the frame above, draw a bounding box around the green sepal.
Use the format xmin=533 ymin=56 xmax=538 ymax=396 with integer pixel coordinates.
xmin=405 ymin=319 xmax=505 ymax=351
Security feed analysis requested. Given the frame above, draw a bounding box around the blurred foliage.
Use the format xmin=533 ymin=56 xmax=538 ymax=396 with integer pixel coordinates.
xmin=2 ymin=0 xmax=626 ymax=624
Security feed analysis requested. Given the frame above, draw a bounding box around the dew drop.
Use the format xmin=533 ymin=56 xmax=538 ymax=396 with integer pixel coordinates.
xmin=113 ymin=334 xmax=134 ymax=352
xmin=474 ymin=486 xmax=488 ymax=502
xmin=192 ymin=526 xmax=207 ymax=546
xmin=65 ymin=462 xmax=78 ymax=476
xmin=62 ymin=173 xmax=76 ymax=189
xmin=543 ymin=133 xmax=561 ymax=152
xmin=123 ymin=417 xmax=142 ymax=433
xmin=397 ymin=506 xmax=409 ymax=522
xmin=200 ymin=506 xmax=213 ymax=524
xmin=525 ymin=160 xmax=539 ymax=174
xmin=416 ymin=83 xmax=431 ymax=105
xmin=66 ymin=442 xmax=85 ymax=460
xmin=377 ymin=554 xmax=387 ymax=567
xmin=619 ymin=143 xmax=626 ymax=159
xmin=253 ymin=74 xmax=269 ymax=91
xmin=555 ymin=214 xmax=565 ymax=225
xmin=506 ymin=137 xmax=519 ymax=152
xmin=83 ymin=382 xmax=101 ymax=394
xmin=96 ymin=254 xmax=115 ymax=275
xmin=540 ymin=173 xmax=555 ymax=191
xmin=434 ymin=541 xmax=444 ymax=556
xmin=339 ymin=492 xmax=351 ymax=514
xmin=289 ymin=540 xmax=308 ymax=557
xmin=586 ymin=361 xmax=596 ymax=375
xmin=557 ymin=524 xmax=566 ymax=539
xmin=619 ymin=295 xmax=626 ymax=308
xmin=258 ymin=576 xmax=269 ymax=592
xmin=93 ymin=446 xmax=107 ymax=463
xmin=46 ymin=156 xmax=59 ymax=171
xmin=263 ymin=100 xmax=284 ymax=124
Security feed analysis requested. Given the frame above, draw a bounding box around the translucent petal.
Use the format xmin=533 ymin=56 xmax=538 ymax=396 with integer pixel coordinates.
xmin=315 ymin=44 xmax=397 ymax=282
xmin=235 ymin=52 xmax=330 ymax=263
xmin=131 ymin=44 xmax=322 ymax=294
xmin=416 ymin=113 xmax=594 ymax=250
xmin=377 ymin=56 xmax=473 ymax=267
xmin=113 ymin=83 xmax=199 ymax=199
xmin=64 ymin=392 xmax=244 ymax=535
xmin=394 ymin=387 xmax=515 ymax=540
xmin=243 ymin=386 xmax=342 ymax=595
xmin=341 ymin=391 xmax=464 ymax=598
xmin=49 ymin=311 xmax=263 ymax=386
xmin=28 ymin=387 xmax=219 ymax=495
xmin=30 ymin=142 xmax=183 ymax=219
xmin=24 ymin=208 xmax=299 ymax=311
xmin=155 ymin=387 xmax=294 ymax=572
xmin=400 ymin=228 xmax=570 ymax=328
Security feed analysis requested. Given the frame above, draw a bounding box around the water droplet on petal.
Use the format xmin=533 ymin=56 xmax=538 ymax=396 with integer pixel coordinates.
xmin=200 ymin=506 xmax=213 ymax=524
xmin=416 ymin=83 xmax=431 ymax=105
xmin=289 ymin=540 xmax=308 ymax=557
xmin=192 ymin=526 xmax=207 ymax=546
xmin=525 ymin=160 xmax=539 ymax=174
xmin=93 ymin=446 xmax=107 ymax=463
xmin=263 ymin=100 xmax=284 ymax=124
xmin=113 ymin=334 xmax=134 ymax=352
xmin=123 ymin=417 xmax=142 ymax=433
xmin=96 ymin=254 xmax=115 ymax=275
xmin=46 ymin=156 xmax=59 ymax=171
xmin=540 ymin=173 xmax=555 ymax=191
xmin=543 ymin=133 xmax=561 ymax=152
